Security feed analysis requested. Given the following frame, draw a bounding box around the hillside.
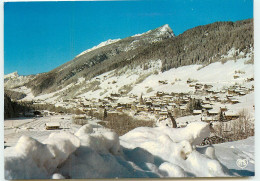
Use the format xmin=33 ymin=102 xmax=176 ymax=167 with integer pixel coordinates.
xmin=8 ymin=19 xmax=252 ymax=96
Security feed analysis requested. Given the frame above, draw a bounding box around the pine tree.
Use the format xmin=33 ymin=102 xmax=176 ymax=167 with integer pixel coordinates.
xmin=103 ymin=108 xmax=107 ymax=120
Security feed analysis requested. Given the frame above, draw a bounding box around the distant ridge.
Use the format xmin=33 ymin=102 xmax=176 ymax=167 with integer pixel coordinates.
xmin=6 ymin=19 xmax=253 ymax=96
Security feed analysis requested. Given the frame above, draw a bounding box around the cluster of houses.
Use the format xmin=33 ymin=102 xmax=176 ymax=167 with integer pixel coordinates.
xmin=20 ymin=80 xmax=253 ymax=130
xmin=58 ymin=82 xmax=253 ymax=126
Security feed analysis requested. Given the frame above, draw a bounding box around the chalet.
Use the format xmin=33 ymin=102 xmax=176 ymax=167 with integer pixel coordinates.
xmin=204 ymin=84 xmax=213 ymax=90
xmin=159 ymin=111 xmax=168 ymax=117
xmin=206 ymin=89 xmax=214 ymax=94
xmin=180 ymin=105 xmax=187 ymax=111
xmin=107 ymin=111 xmax=119 ymax=117
xmin=81 ymin=102 xmax=91 ymax=108
xmin=238 ymin=91 xmax=246 ymax=96
xmin=154 ymin=107 xmax=161 ymax=114
xmin=45 ymin=122 xmax=60 ymax=130
xmin=136 ymin=105 xmax=146 ymax=112
xmin=205 ymin=97 xmax=210 ymax=101
xmin=74 ymin=115 xmax=86 ymax=119
xmin=247 ymin=77 xmax=254 ymax=82
xmin=156 ymin=91 xmax=164 ymax=97
xmin=91 ymin=108 xmax=98 ymax=112
xmin=209 ymin=97 xmax=215 ymax=102
xmin=226 ymin=95 xmax=233 ymax=99
xmin=116 ymin=107 xmax=123 ymax=112
xmin=111 ymin=93 xmax=121 ymax=97
xmin=195 ymin=83 xmax=203 ymax=90
xmin=193 ymin=110 xmax=202 ymax=115
xmin=212 ymin=90 xmax=220 ymax=94
xmin=166 ymin=106 xmax=173 ymax=111
xmin=163 ymin=95 xmax=173 ymax=100
xmin=145 ymin=100 xmax=153 ymax=106
xmin=158 ymin=80 xmax=168 ymax=84
xmin=220 ymin=90 xmax=226 ymax=94
xmin=224 ymin=111 xmax=239 ymax=120
xmin=182 ymin=97 xmax=190 ymax=103
xmin=189 ymin=83 xmax=196 ymax=87
xmin=150 ymin=96 xmax=157 ymax=100
xmin=207 ymin=110 xmax=219 ymax=116
xmin=187 ymin=79 xmax=193 ymax=84
xmin=202 ymin=104 xmax=213 ymax=110
xmin=220 ymin=106 xmax=228 ymax=112
xmin=168 ymin=103 xmax=176 ymax=108
xmin=233 ymin=75 xmax=240 ymax=79
xmin=153 ymin=103 xmax=161 ymax=108
xmin=195 ymin=89 xmax=204 ymax=94
xmin=229 ymin=98 xmax=239 ymax=104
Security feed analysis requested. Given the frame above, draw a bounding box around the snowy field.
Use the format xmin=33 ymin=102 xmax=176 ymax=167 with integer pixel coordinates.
xmin=4 ymin=115 xmax=103 ymax=148
xmin=4 ymin=116 xmax=255 ymax=179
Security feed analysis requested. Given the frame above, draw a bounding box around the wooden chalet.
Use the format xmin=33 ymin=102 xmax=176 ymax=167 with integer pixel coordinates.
xmin=193 ymin=110 xmax=202 ymax=115
xmin=45 ymin=122 xmax=60 ymax=130
xmin=224 ymin=111 xmax=239 ymax=120
xmin=207 ymin=110 xmax=219 ymax=116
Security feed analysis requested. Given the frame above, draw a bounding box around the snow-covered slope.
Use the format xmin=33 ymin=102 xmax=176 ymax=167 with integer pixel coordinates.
xmin=8 ymin=54 xmax=253 ymax=111
xmin=4 ymin=71 xmax=35 ymax=89
xmin=4 ymin=71 xmax=19 ymax=79
xmin=76 ymin=39 xmax=121 ymax=58
xmin=213 ymin=137 xmax=254 ymax=176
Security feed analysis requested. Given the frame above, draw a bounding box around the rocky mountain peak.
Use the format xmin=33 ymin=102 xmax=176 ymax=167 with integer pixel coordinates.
xmin=4 ymin=71 xmax=19 ymax=79
xmin=154 ymin=24 xmax=175 ymax=38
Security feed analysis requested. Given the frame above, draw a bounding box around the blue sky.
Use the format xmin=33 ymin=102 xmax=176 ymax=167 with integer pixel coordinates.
xmin=4 ymin=0 xmax=253 ymax=75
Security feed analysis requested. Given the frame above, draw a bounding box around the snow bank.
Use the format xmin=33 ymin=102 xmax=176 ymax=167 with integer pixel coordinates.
xmin=5 ymin=132 xmax=80 ymax=179
xmin=121 ymin=122 xmax=228 ymax=177
xmin=121 ymin=122 xmax=210 ymax=147
xmin=159 ymin=162 xmax=186 ymax=177
xmin=75 ymin=124 xmax=120 ymax=155
xmin=5 ymin=123 xmax=231 ymax=179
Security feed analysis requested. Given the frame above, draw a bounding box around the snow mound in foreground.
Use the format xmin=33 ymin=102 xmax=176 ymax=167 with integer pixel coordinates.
xmin=121 ymin=122 xmax=228 ymax=177
xmin=5 ymin=132 xmax=80 ymax=179
xmin=5 ymin=123 xmax=230 ymax=179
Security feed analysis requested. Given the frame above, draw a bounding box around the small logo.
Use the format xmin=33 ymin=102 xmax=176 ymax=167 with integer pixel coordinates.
xmin=236 ymin=158 xmax=248 ymax=169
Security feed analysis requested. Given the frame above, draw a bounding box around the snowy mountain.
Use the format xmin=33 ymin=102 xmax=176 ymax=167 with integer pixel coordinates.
xmin=19 ymin=19 xmax=251 ymax=97
xmin=75 ymin=39 xmax=121 ymax=58
xmin=4 ymin=71 xmax=35 ymax=90
xmin=4 ymin=71 xmax=19 ymax=79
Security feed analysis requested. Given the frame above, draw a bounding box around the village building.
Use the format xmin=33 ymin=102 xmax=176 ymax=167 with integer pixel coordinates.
xmin=203 ymin=84 xmax=213 ymax=90
xmin=233 ymin=75 xmax=240 ymax=79
xmin=206 ymin=89 xmax=214 ymax=94
xmin=202 ymin=104 xmax=213 ymax=110
xmin=220 ymin=106 xmax=228 ymax=112
xmin=207 ymin=110 xmax=219 ymax=116
xmin=45 ymin=122 xmax=60 ymax=130
xmin=228 ymin=98 xmax=239 ymax=104
xmin=193 ymin=110 xmax=202 ymax=115
xmin=189 ymin=83 xmax=196 ymax=87
xmin=224 ymin=111 xmax=239 ymax=121
xmin=156 ymin=91 xmax=164 ymax=97
xmin=159 ymin=111 xmax=168 ymax=118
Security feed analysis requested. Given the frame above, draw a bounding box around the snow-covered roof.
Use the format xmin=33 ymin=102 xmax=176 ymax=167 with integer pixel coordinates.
xmin=45 ymin=122 xmax=60 ymax=127
xmin=193 ymin=110 xmax=202 ymax=114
